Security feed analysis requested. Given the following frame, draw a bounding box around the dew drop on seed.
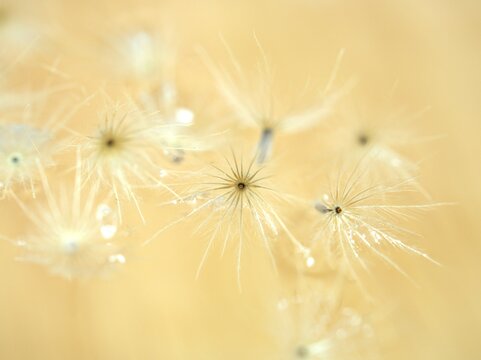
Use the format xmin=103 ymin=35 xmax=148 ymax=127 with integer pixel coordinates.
xmin=96 ymin=204 xmax=117 ymax=239
xmin=175 ymin=107 xmax=195 ymax=125
xmin=108 ymin=254 xmax=126 ymax=264
xmin=159 ymin=169 xmax=168 ymax=178
xmin=96 ymin=204 xmax=112 ymax=221
xmin=163 ymin=148 xmax=185 ymax=164
xmin=100 ymin=225 xmax=117 ymax=240
xmin=314 ymin=201 xmax=330 ymax=214
xmin=306 ymin=256 xmax=316 ymax=268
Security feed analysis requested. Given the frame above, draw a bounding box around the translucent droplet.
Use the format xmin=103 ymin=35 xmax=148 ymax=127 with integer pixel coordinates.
xmin=185 ymin=194 xmax=198 ymax=205
xmin=159 ymin=169 xmax=168 ymax=178
xmin=175 ymin=107 xmax=195 ymax=125
xmin=306 ymin=256 xmax=316 ymax=268
xmin=96 ymin=203 xmax=112 ymax=221
xmin=100 ymin=224 xmax=117 ymax=240
xmin=163 ymin=148 xmax=185 ymax=164
xmin=96 ymin=204 xmax=117 ymax=239
xmin=108 ymin=254 xmax=126 ymax=264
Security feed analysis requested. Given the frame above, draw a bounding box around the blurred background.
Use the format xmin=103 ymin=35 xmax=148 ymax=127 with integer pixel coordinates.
xmin=0 ymin=0 xmax=480 ymax=359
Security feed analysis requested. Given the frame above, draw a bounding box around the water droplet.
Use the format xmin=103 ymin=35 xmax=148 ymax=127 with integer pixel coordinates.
xmin=100 ymin=225 xmax=117 ymax=240
xmin=175 ymin=107 xmax=195 ymax=125
xmin=96 ymin=204 xmax=118 ymax=239
xmin=96 ymin=203 xmax=112 ymax=221
xmin=185 ymin=194 xmax=198 ymax=205
xmin=163 ymin=148 xmax=185 ymax=163
xmin=108 ymin=254 xmax=126 ymax=264
xmin=159 ymin=169 xmax=168 ymax=178
xmin=306 ymin=256 xmax=316 ymax=268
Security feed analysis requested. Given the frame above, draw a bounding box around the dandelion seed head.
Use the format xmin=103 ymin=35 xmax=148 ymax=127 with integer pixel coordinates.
xmin=148 ymin=152 xmax=309 ymax=287
xmin=310 ymin=165 xmax=439 ymax=281
xmin=82 ymin=98 xmax=183 ymax=222
xmin=277 ymin=282 xmax=384 ymax=360
xmin=16 ymin=158 xmax=125 ymax=279
xmin=201 ymin=41 xmax=350 ymax=163
xmin=106 ymin=26 xmax=175 ymax=92
xmin=85 ymin=102 xmax=156 ymax=187
xmin=327 ymin=103 xmax=433 ymax=189
xmin=0 ymin=123 xmax=53 ymax=197
xmin=357 ymin=132 xmax=370 ymax=146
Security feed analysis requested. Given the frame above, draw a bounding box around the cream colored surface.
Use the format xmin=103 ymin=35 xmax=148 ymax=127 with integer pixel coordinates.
xmin=0 ymin=0 xmax=480 ymax=359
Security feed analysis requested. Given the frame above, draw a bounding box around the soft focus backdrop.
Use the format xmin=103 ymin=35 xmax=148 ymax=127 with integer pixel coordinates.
xmin=0 ymin=0 xmax=480 ymax=359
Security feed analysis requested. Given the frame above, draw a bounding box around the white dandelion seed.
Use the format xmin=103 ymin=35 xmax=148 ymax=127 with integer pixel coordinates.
xmin=325 ymin=94 xmax=440 ymax=195
xmin=144 ymin=151 xmax=310 ymax=288
xmin=308 ymin=163 xmax=442 ymax=285
xmin=0 ymin=90 xmax=76 ymax=198
xmin=11 ymin=152 xmax=126 ymax=280
xmin=81 ymin=96 xmax=179 ymax=223
xmin=273 ymin=279 xmax=385 ymax=360
xmin=0 ymin=123 xmax=53 ymax=198
xmin=290 ymin=308 xmax=381 ymax=360
xmin=103 ymin=24 xmax=176 ymax=100
xmin=149 ymin=100 xmax=229 ymax=165
xmin=199 ymin=35 xmax=353 ymax=163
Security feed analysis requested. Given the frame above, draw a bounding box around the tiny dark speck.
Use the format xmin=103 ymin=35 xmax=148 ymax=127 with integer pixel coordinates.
xmin=295 ymin=346 xmax=309 ymax=358
xmin=358 ymin=134 xmax=369 ymax=146
xmin=106 ymin=138 xmax=115 ymax=147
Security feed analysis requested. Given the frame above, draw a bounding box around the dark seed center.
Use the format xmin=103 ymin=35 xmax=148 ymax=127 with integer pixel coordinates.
xmin=358 ymin=133 xmax=369 ymax=146
xmin=335 ymin=206 xmax=343 ymax=214
xmin=237 ymin=182 xmax=246 ymax=190
xmin=106 ymin=138 xmax=116 ymax=147
xmin=295 ymin=346 xmax=309 ymax=358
